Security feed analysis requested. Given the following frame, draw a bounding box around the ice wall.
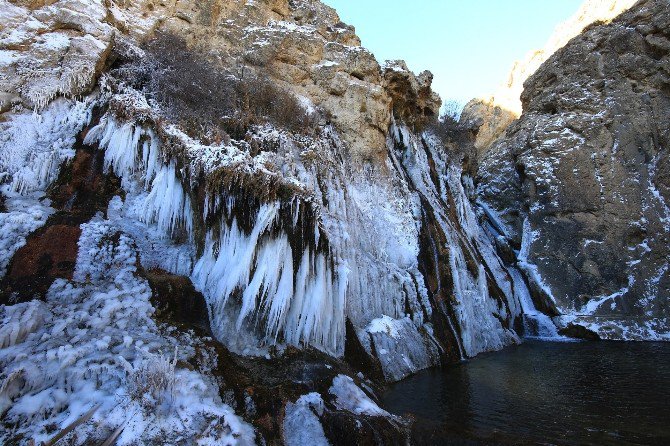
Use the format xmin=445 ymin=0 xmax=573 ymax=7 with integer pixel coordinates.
xmin=390 ymin=123 xmax=523 ymax=357
xmin=81 ymin=97 xmax=537 ymax=380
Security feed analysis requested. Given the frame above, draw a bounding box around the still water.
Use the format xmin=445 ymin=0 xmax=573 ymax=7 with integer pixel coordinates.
xmin=382 ymin=341 xmax=670 ymax=445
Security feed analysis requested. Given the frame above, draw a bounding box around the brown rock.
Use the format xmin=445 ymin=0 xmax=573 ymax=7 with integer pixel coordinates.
xmin=1 ymin=221 xmax=81 ymax=303
xmin=144 ymin=268 xmax=212 ymax=336
xmin=383 ymin=60 xmax=441 ymax=130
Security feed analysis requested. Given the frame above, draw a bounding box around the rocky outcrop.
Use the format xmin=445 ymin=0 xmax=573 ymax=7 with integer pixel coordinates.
xmin=383 ymin=60 xmax=441 ymax=130
xmin=477 ymin=0 xmax=670 ymax=339
xmin=461 ymin=0 xmax=637 ymax=158
xmin=159 ymin=0 xmax=394 ymax=164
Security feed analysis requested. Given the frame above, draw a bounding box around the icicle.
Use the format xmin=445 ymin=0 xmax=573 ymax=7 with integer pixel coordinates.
xmin=141 ymin=163 xmax=194 ymax=239
xmin=102 ymin=122 xmax=142 ymax=177
xmin=192 ymin=202 xmax=346 ymax=356
xmin=141 ymin=130 xmax=160 ymax=187
xmin=85 ymin=116 xmax=194 ymax=240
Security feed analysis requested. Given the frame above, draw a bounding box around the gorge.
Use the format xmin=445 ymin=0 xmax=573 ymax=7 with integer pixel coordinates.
xmin=0 ymin=0 xmax=668 ymax=444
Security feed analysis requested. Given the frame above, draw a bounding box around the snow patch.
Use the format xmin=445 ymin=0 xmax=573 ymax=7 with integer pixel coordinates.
xmin=283 ymin=393 xmax=329 ymax=446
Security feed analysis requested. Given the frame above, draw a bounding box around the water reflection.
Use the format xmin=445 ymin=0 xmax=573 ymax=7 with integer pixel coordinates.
xmin=383 ymin=341 xmax=670 ymax=445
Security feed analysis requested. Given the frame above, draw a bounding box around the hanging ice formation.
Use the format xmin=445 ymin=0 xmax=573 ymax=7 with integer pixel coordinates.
xmin=83 ymin=112 xmax=348 ymax=357
xmin=81 ymin=88 xmax=559 ymax=377
xmin=84 ymin=117 xmax=194 ymax=241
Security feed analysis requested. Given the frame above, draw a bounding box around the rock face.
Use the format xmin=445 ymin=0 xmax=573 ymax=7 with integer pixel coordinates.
xmin=461 ymin=0 xmax=637 ymax=158
xmin=477 ymin=0 xmax=670 ymax=339
xmin=0 ymin=0 xmax=533 ymax=444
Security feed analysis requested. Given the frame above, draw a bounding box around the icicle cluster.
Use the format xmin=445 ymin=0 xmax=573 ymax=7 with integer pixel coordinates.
xmin=88 ymin=113 xmax=349 ymax=356
xmin=192 ymin=200 xmax=348 ymax=355
xmin=84 ymin=117 xmax=194 ymax=240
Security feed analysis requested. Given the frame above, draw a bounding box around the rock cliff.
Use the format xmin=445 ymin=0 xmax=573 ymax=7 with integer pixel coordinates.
xmin=461 ymin=0 xmax=637 ymax=158
xmin=477 ymin=0 xmax=670 ymax=339
xmin=0 ymin=0 xmax=526 ymax=444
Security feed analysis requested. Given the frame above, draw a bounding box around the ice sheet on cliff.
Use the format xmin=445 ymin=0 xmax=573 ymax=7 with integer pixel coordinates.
xmin=81 ymin=102 xmax=440 ymax=378
xmin=73 ymin=78 xmax=539 ymax=381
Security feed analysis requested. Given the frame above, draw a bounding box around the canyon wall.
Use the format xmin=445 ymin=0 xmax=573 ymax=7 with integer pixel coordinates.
xmin=0 ymin=1 xmax=528 ymax=443
xmin=477 ymin=0 xmax=670 ymax=339
xmin=461 ymin=0 xmax=637 ymax=158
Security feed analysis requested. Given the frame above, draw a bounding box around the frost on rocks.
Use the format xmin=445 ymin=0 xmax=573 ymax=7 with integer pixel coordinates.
xmin=0 ymin=217 xmax=254 ymax=445
xmin=363 ymin=315 xmax=440 ymax=381
xmin=0 ymin=195 xmax=54 ymax=278
xmin=283 ymin=393 xmax=330 ymax=446
xmin=328 ymin=375 xmax=389 ymax=417
xmin=0 ymin=97 xmax=96 ymax=278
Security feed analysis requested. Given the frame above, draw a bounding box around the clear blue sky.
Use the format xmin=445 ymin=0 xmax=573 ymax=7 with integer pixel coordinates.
xmin=323 ymin=0 xmax=583 ymax=106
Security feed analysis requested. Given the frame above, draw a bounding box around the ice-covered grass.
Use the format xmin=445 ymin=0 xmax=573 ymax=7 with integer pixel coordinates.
xmin=0 ymin=217 xmax=254 ymax=445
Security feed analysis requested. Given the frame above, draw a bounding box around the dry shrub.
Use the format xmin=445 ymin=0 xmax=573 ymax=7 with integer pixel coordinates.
xmin=427 ymin=114 xmax=471 ymax=148
xmin=113 ymin=32 xmax=318 ymax=141
xmin=124 ymin=348 xmax=178 ymax=413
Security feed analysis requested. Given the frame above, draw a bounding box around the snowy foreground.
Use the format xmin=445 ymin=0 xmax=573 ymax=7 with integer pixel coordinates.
xmin=0 ymin=216 xmax=391 ymax=444
xmin=1 ymin=218 xmax=256 ymax=445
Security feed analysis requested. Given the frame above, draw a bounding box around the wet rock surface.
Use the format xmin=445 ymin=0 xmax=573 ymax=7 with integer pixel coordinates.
xmin=0 ymin=217 xmax=80 ymax=304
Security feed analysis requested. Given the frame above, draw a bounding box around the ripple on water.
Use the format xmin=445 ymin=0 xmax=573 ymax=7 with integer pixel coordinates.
xmin=382 ymin=341 xmax=670 ymax=445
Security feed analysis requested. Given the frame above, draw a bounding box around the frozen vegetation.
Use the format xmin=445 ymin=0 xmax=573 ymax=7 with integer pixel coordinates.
xmin=0 ymin=218 xmax=255 ymax=445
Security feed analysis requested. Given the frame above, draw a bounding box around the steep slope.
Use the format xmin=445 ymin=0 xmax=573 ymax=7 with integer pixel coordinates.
xmin=477 ymin=0 xmax=670 ymax=340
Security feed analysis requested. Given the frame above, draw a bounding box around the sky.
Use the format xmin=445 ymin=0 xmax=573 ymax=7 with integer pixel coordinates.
xmin=322 ymin=0 xmax=583 ymax=106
